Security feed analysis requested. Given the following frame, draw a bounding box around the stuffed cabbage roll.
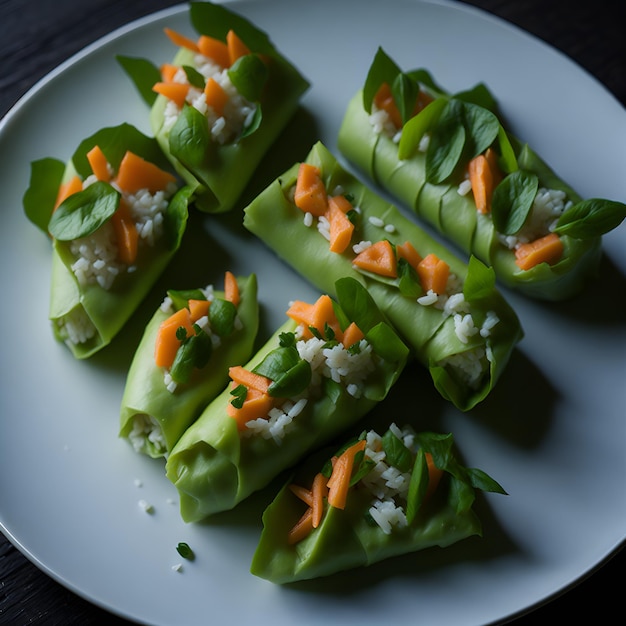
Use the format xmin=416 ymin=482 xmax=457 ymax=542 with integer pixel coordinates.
xmin=251 ymin=423 xmax=506 ymax=583
xmin=118 ymin=1 xmax=309 ymax=213
xmin=119 ymin=272 xmax=259 ymax=458
xmin=337 ymin=48 xmax=626 ymax=300
xmin=23 ymin=123 xmax=192 ymax=358
xmin=165 ymin=277 xmax=409 ymax=522
xmin=243 ymin=142 xmax=522 ymax=411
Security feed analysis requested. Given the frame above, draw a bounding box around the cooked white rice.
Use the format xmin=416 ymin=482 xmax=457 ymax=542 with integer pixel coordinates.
xmin=128 ymin=413 xmax=167 ymax=456
xmin=242 ymin=327 xmax=377 ymax=442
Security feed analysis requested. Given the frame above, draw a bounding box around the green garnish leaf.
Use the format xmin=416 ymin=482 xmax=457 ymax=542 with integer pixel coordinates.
xmin=253 ymin=345 xmax=300 ymax=380
xmin=267 ymin=359 xmax=312 ymax=398
xmin=398 ymin=96 xmax=446 ymax=160
xmin=116 ymin=55 xmax=161 ymax=107
xmin=491 ymin=169 xmax=539 ymax=235
xmin=167 ymin=290 xmax=207 ymax=311
xmin=209 ymin=298 xmax=237 ymax=337
xmin=183 ymin=64 xmax=206 ymax=89
xmin=554 ymin=198 xmax=626 ymax=239
xmin=228 ymin=54 xmax=268 ymax=102
xmin=278 ymin=332 xmax=297 ymax=348
xmin=461 ymin=101 xmax=500 ymax=159
xmin=463 ymin=255 xmax=496 ymax=301
xmin=176 ymin=542 xmax=195 ymax=560
xmin=169 ymin=105 xmax=211 ymax=168
xmin=425 ymin=99 xmax=466 ymax=184
xmin=230 ymin=384 xmax=247 ymax=409
xmin=392 ymin=71 xmax=420 ymax=127
xmin=48 ymin=181 xmax=120 ymax=241
xmin=465 ymin=467 xmax=508 ymax=495
xmin=170 ymin=326 xmax=213 ymax=384
xmin=382 ymin=429 xmax=412 ymax=472
xmin=362 ymin=47 xmax=402 ymax=113
xmin=23 ymin=157 xmax=66 ymax=233
xmin=397 ymin=258 xmax=423 ymax=298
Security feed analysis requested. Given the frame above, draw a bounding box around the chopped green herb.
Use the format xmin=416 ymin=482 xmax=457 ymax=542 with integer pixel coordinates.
xmin=176 ymin=542 xmax=195 ymax=560
xmin=230 ymin=384 xmax=247 ymax=409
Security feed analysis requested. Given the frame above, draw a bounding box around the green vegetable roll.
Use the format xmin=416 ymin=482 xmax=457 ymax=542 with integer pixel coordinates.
xmin=165 ymin=277 xmax=409 ymax=522
xmin=337 ymin=48 xmax=626 ymax=300
xmin=243 ymin=142 xmax=522 ymax=411
xmin=23 ymin=123 xmax=192 ymax=359
xmin=119 ymin=272 xmax=259 ymax=458
xmin=251 ymin=423 xmax=506 ymax=583
xmin=118 ymin=1 xmax=310 ymax=213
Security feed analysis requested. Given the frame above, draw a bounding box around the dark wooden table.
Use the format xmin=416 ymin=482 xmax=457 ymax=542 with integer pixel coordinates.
xmin=1 ymin=1 xmax=624 ymax=624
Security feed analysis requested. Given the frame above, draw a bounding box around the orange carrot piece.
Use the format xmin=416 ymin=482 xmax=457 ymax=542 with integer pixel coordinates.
xmin=294 ymin=163 xmax=328 ymax=216
xmin=198 ymin=34 xmax=230 ymax=67
xmin=54 ymin=175 xmax=83 ymax=210
xmin=226 ymin=29 xmax=251 ymax=65
xmin=286 ymin=294 xmax=342 ymax=340
xmin=327 ymin=439 xmax=366 ymax=510
xmin=204 ymin=77 xmax=229 ymax=117
xmin=160 ymin=63 xmax=179 ymax=83
xmin=424 ymin=452 xmax=444 ymax=502
xmin=374 ymin=82 xmax=402 ymax=129
xmin=417 ymin=253 xmax=450 ymax=294
xmin=289 ymin=484 xmax=313 ymax=507
xmin=226 ymin=387 xmax=274 ymax=430
xmin=164 ymin=27 xmax=200 ymax=53
xmin=341 ymin=322 xmax=364 ymax=349
xmin=396 ymin=240 xmax=422 ymax=272
xmin=484 ymin=147 xmax=502 ymax=187
xmin=111 ymin=199 xmax=138 ymax=265
xmin=152 ymin=81 xmax=190 ymax=108
xmin=154 ymin=307 xmax=194 ymax=368
xmin=188 ymin=299 xmax=210 ymax=322
xmin=311 ymin=472 xmax=328 ymax=529
xmin=468 ymin=154 xmax=494 ymax=214
xmin=86 ymin=145 xmax=111 ymax=181
xmin=115 ymin=150 xmax=176 ymax=195
xmin=326 ymin=195 xmax=355 ymax=254
xmin=514 ymin=232 xmax=564 ymax=270
xmin=287 ymin=507 xmax=313 ymax=545
xmin=228 ymin=365 xmax=271 ymax=394
xmin=224 ymin=270 xmax=240 ymax=307
xmin=352 ymin=239 xmax=398 ymax=278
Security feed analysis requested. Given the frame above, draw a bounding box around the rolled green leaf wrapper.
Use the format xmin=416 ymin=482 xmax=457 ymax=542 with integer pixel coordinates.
xmin=337 ymin=48 xmax=626 ymax=300
xmin=119 ymin=1 xmax=310 ymax=213
xmin=251 ymin=423 xmax=506 ymax=584
xmin=165 ymin=278 xmax=409 ymax=522
xmin=23 ymin=123 xmax=192 ymax=359
xmin=119 ymin=273 xmax=259 ymax=458
xmin=243 ymin=142 xmax=523 ymax=411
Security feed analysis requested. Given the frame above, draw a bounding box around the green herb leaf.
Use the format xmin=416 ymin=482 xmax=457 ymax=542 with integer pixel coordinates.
xmin=362 ymin=47 xmax=402 ymax=113
xmin=23 ymin=157 xmax=66 ymax=233
xmin=116 ymin=55 xmax=161 ymax=107
xmin=167 ymin=290 xmax=207 ymax=311
xmin=230 ymin=384 xmax=247 ymax=409
xmin=425 ymin=99 xmax=466 ymax=184
xmin=48 ymin=181 xmax=120 ymax=241
xmin=465 ymin=467 xmax=508 ymax=495
xmin=253 ymin=345 xmax=300 ymax=381
xmin=228 ymin=54 xmax=268 ymax=102
xmin=278 ymin=332 xmax=296 ymax=348
xmin=170 ymin=326 xmax=213 ymax=384
xmin=183 ymin=64 xmax=206 ymax=89
xmin=176 ymin=542 xmax=195 ymax=560
xmin=398 ymin=96 xmax=446 ymax=160
xmin=491 ymin=169 xmax=539 ymax=235
xmin=267 ymin=359 xmax=312 ymax=398
xmin=463 ymin=255 xmax=496 ymax=301
xmin=169 ymin=105 xmax=211 ymax=168
xmin=554 ymin=198 xmax=626 ymax=239
xmin=461 ymin=101 xmax=500 ymax=159
xmin=397 ymin=258 xmax=423 ymax=298
xmin=382 ymin=429 xmax=412 ymax=472
xmin=209 ymin=298 xmax=237 ymax=337
xmin=392 ymin=71 xmax=420 ymax=127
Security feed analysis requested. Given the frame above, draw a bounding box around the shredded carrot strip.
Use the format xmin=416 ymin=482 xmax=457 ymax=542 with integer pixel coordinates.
xmin=311 ymin=472 xmax=328 ymax=528
xmin=164 ymin=27 xmax=200 ymax=53
xmin=224 ymin=270 xmax=240 ymax=306
xmin=327 ymin=439 xmax=366 ymax=510
xmin=287 ymin=508 xmax=313 ymax=545
xmin=288 ymin=484 xmax=313 ymax=507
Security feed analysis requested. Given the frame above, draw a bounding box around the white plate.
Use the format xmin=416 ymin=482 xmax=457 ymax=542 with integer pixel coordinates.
xmin=1 ymin=1 xmax=624 ymax=625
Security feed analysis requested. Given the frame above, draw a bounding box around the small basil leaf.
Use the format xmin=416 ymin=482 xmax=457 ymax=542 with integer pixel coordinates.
xmin=228 ymin=54 xmax=268 ymax=102
xmin=453 ymin=82 xmax=498 ymax=113
xmin=253 ymin=345 xmax=300 ymax=380
xmin=363 ymin=47 xmax=402 ymax=113
xmin=491 ymin=170 xmax=539 ymax=235
xmin=465 ymin=467 xmax=508 ymax=495
xmin=397 ymin=258 xmax=423 ymax=298
xmin=183 ymin=65 xmax=206 ymax=89
xmin=334 ymin=276 xmax=386 ymax=334
xmin=496 ymin=126 xmax=519 ymax=174
xmin=169 ymin=105 xmax=211 ymax=168
xmin=554 ymin=198 xmax=626 ymax=239
xmin=116 ymin=55 xmax=161 ymax=107
xmin=175 ymin=542 xmax=195 ymax=560
xmin=267 ymin=359 xmax=312 ymax=398
xmin=425 ymin=99 xmax=466 ymax=184
xmin=48 ymin=181 xmax=120 ymax=241
xmin=381 ymin=429 xmax=412 ymax=472
xmin=392 ymin=71 xmax=420 ymax=126
xmin=240 ymin=105 xmax=262 ymax=139
xmin=167 ymin=289 xmax=207 ymax=311
xmin=461 ymin=101 xmax=500 ymax=158
xmin=350 ymin=457 xmax=375 ymax=487
xmin=23 ymin=157 xmax=66 ymax=233
xmin=463 ymin=255 xmax=496 ymax=301
xmin=170 ymin=327 xmax=213 ymax=384
xmin=398 ymin=96 xmax=446 ymax=160
xmin=208 ymin=298 xmax=237 ymax=337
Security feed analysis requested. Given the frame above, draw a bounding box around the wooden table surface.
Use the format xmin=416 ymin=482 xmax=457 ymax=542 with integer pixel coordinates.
xmin=1 ymin=0 xmax=624 ymax=624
